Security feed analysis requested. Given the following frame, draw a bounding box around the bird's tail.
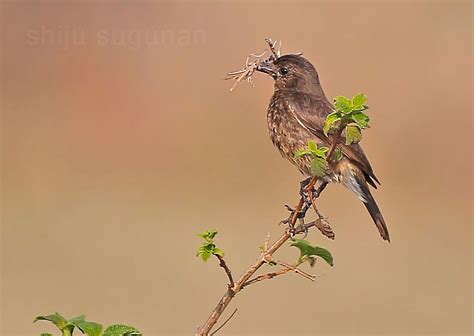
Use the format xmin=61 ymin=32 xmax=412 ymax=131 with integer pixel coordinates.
xmin=361 ymin=185 xmax=390 ymax=242
xmin=339 ymin=164 xmax=390 ymax=242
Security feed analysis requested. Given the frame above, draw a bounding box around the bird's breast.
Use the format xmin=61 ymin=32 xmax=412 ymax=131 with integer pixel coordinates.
xmin=267 ymin=99 xmax=322 ymax=176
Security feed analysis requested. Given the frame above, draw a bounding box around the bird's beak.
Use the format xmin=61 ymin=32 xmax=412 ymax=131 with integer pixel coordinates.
xmin=256 ymin=62 xmax=277 ymax=79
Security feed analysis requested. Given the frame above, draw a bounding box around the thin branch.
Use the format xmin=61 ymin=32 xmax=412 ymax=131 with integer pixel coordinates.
xmin=325 ymin=124 xmax=345 ymax=163
xmin=210 ymin=309 xmax=238 ymax=336
xmin=265 ymin=37 xmax=280 ymax=60
xmin=214 ymin=254 xmax=234 ymax=288
xmin=243 ymin=268 xmax=292 ymax=288
xmin=274 ymin=259 xmax=316 ymax=282
xmin=195 ymin=215 xmax=319 ymax=336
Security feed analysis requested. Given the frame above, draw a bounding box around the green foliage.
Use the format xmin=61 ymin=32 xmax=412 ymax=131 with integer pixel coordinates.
xmin=310 ymin=157 xmax=329 ymax=177
xmin=345 ymin=125 xmax=362 ymax=145
xmin=295 ymin=140 xmax=329 ymax=177
xmin=323 ymin=93 xmax=370 ymax=146
xmin=298 ymin=93 xmax=370 ymax=177
xmin=103 ymin=325 xmax=141 ymax=336
xmin=197 ymin=229 xmax=225 ymax=262
xmin=34 ymin=313 xmax=140 ymax=336
xmin=34 ymin=313 xmax=68 ymax=330
xmin=290 ymin=239 xmax=334 ymax=267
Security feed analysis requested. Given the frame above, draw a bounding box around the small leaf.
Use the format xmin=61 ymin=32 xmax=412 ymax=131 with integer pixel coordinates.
xmin=199 ymin=250 xmax=212 ymax=262
xmin=197 ymin=243 xmax=215 ymax=262
xmin=311 ymin=157 xmax=328 ymax=177
xmin=334 ymin=96 xmax=352 ymax=113
xmin=34 ymin=313 xmax=68 ymax=330
xmin=213 ymin=248 xmax=224 ymax=257
xmin=68 ymin=315 xmax=86 ymax=325
xmin=76 ymin=321 xmax=103 ymax=336
xmin=345 ymin=125 xmax=362 ymax=145
xmin=290 ymin=239 xmax=334 ymax=266
xmin=352 ymin=93 xmax=367 ymax=108
xmin=294 ymin=148 xmax=312 ymax=158
xmin=313 ymin=146 xmax=328 ymax=159
xmin=351 ymin=111 xmax=370 ymax=129
xmin=40 ymin=333 xmax=54 ymax=336
xmin=103 ymin=324 xmax=141 ymax=336
xmin=198 ymin=230 xmax=218 ymax=242
xmin=323 ymin=112 xmax=341 ymax=135
xmin=307 ymin=140 xmax=318 ymax=152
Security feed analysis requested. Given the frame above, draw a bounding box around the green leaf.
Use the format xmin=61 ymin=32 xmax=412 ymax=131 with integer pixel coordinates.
xmin=198 ymin=250 xmax=212 ymax=261
xmin=307 ymin=140 xmax=318 ymax=152
xmin=345 ymin=125 xmax=362 ymax=145
xmin=75 ymin=321 xmax=103 ymax=336
xmin=290 ymin=239 xmax=334 ymax=266
xmin=312 ymin=146 xmax=329 ymax=159
xmin=68 ymin=315 xmax=86 ymax=325
xmin=294 ymin=148 xmax=312 ymax=158
xmin=311 ymin=157 xmax=328 ymax=177
xmin=40 ymin=333 xmax=54 ymax=336
xmin=350 ymin=111 xmax=370 ymax=129
xmin=197 ymin=243 xmax=215 ymax=262
xmin=34 ymin=313 xmax=68 ymax=330
xmin=352 ymin=93 xmax=367 ymax=108
xmin=334 ymin=96 xmax=352 ymax=114
xmin=213 ymin=248 xmax=224 ymax=257
xmin=103 ymin=324 xmax=141 ymax=336
xmin=323 ymin=112 xmax=341 ymax=135
xmin=198 ymin=230 xmax=218 ymax=242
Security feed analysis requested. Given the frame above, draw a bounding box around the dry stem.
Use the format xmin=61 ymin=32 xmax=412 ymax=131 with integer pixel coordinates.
xmin=214 ymin=254 xmax=234 ymax=288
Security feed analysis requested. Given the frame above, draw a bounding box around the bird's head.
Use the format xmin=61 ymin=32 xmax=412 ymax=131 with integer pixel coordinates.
xmin=257 ymin=54 xmax=321 ymax=93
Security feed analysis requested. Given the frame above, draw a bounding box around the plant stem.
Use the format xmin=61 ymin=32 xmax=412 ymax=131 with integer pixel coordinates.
xmin=196 ymin=120 xmax=344 ymax=335
xmin=196 ymin=206 xmax=319 ymax=335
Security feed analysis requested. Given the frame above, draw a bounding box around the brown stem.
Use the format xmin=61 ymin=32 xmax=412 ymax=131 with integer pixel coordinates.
xmin=196 ymin=217 xmax=319 ymax=335
xmin=325 ymin=125 xmax=345 ymax=163
xmin=214 ymin=254 xmax=234 ymax=288
xmin=210 ymin=309 xmax=238 ymax=336
xmin=196 ymin=113 xmax=343 ymax=335
xmin=242 ymin=268 xmax=292 ymax=288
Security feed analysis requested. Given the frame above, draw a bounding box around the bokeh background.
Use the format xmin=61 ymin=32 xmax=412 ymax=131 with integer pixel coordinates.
xmin=1 ymin=1 xmax=472 ymax=335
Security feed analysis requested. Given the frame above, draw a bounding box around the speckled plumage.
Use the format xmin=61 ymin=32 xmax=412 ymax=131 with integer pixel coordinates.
xmin=261 ymin=54 xmax=390 ymax=241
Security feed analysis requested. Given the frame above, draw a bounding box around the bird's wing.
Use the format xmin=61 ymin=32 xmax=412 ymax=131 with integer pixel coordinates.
xmin=285 ymin=91 xmax=380 ymax=187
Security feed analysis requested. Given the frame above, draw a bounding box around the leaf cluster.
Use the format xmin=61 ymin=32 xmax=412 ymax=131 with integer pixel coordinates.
xmin=197 ymin=230 xmax=224 ymax=262
xmin=34 ymin=313 xmax=140 ymax=336
xmin=290 ymin=239 xmax=334 ymax=267
xmin=323 ymin=93 xmax=370 ymax=145
xmin=294 ymin=140 xmax=330 ymax=177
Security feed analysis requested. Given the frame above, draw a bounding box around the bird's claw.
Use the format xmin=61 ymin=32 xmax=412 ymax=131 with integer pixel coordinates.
xmin=280 ymin=205 xmax=311 ymax=237
xmin=297 ymin=218 xmax=309 ymax=239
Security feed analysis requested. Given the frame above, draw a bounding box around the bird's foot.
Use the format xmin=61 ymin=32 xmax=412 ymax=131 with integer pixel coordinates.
xmin=299 ymin=177 xmax=313 ymax=207
xmin=280 ymin=204 xmax=311 ymax=236
xmin=300 ymin=179 xmax=329 ymax=207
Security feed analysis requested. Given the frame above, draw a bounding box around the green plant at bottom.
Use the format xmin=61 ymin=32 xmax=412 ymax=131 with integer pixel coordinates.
xmin=34 ymin=312 xmax=141 ymax=336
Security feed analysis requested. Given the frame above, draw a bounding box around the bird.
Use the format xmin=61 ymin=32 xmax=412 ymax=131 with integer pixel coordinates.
xmin=256 ymin=54 xmax=390 ymax=241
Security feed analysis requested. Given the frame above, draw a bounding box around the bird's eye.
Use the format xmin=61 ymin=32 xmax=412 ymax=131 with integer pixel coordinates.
xmin=279 ymin=67 xmax=289 ymax=76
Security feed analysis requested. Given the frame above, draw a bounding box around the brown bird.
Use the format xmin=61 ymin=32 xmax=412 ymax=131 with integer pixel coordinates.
xmin=257 ymin=54 xmax=390 ymax=241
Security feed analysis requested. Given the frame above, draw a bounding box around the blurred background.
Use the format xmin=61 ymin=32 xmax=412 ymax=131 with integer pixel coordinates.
xmin=1 ymin=1 xmax=472 ymax=335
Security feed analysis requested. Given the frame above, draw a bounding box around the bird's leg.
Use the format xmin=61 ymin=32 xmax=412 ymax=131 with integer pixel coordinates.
xmin=313 ymin=181 xmax=328 ymax=199
xmin=300 ymin=178 xmax=328 ymax=207
xmin=281 ymin=180 xmax=329 ymax=235
xmin=299 ymin=177 xmax=312 ymax=199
